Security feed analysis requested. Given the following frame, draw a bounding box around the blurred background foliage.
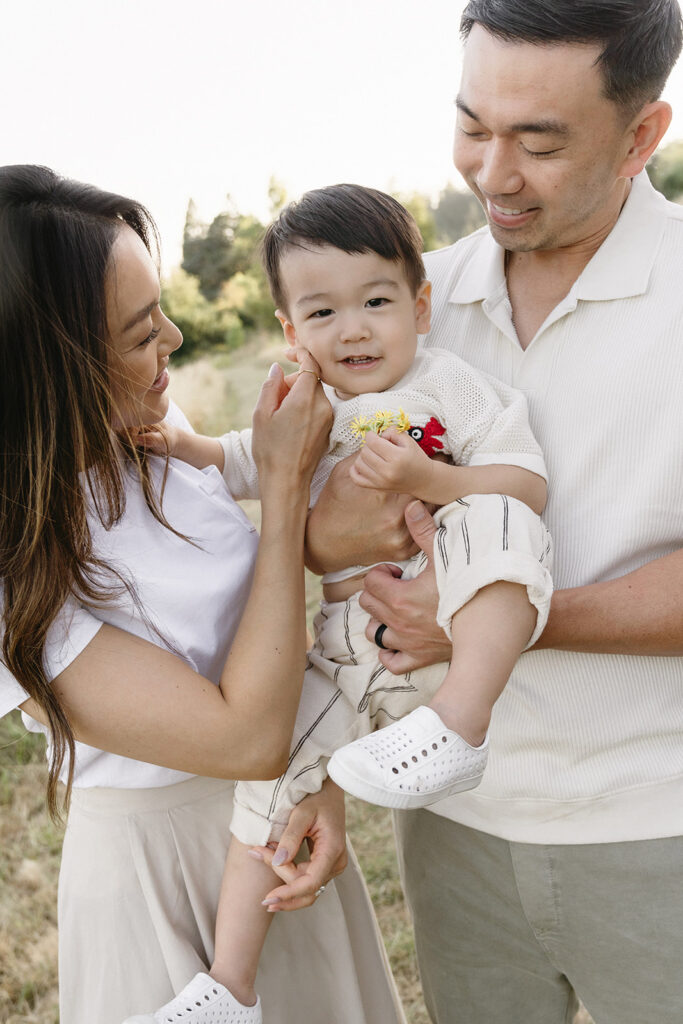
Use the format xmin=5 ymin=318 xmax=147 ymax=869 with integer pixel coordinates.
xmin=164 ymin=144 xmax=683 ymax=363
xmin=163 ymin=175 xmax=486 ymax=362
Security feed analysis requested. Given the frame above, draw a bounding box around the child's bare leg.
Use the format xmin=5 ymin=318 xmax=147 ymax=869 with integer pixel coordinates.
xmin=429 ymin=580 xmax=536 ymax=746
xmin=209 ymin=837 xmax=276 ymax=1006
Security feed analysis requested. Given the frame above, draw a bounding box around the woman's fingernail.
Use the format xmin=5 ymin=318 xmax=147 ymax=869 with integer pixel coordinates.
xmin=268 ymin=362 xmax=280 ymax=378
xmin=262 ymin=897 xmax=280 ymax=906
xmin=405 ymin=501 xmax=426 ymax=520
xmin=247 ymin=849 xmax=264 ymax=861
xmin=272 ymin=848 xmax=288 ymax=867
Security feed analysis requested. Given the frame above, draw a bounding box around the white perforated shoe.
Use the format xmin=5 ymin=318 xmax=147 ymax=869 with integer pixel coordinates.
xmin=328 ymin=705 xmax=488 ymax=809
xmin=122 ymin=972 xmax=262 ymax=1024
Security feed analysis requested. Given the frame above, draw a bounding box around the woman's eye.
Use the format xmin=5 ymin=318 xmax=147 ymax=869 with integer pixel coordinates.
xmin=310 ymin=309 xmax=333 ymax=319
xmin=366 ymin=297 xmax=388 ymax=308
xmin=139 ymin=327 xmax=161 ymax=347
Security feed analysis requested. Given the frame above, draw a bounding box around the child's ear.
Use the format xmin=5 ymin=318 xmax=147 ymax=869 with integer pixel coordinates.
xmin=275 ymin=309 xmax=298 ymax=347
xmin=415 ymin=280 xmax=432 ymax=334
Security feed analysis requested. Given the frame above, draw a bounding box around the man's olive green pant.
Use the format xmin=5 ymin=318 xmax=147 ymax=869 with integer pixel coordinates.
xmin=395 ymin=809 xmax=683 ymax=1024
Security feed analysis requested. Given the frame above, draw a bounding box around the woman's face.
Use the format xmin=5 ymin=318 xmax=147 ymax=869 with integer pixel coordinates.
xmin=105 ymin=225 xmax=182 ymax=429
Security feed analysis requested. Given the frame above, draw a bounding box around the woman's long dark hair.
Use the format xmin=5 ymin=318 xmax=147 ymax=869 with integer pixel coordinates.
xmin=0 ymin=165 xmax=170 ymax=818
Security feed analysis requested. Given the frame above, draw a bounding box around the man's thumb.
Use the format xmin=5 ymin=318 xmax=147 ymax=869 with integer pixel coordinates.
xmin=404 ymin=500 xmax=437 ymax=556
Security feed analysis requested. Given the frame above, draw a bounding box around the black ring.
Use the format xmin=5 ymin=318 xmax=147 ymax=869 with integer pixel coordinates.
xmin=374 ymin=623 xmax=389 ymax=649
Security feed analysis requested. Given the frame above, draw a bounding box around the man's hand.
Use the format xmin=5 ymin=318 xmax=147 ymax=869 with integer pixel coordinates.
xmin=359 ymin=501 xmax=452 ymax=673
xmin=350 ymin=427 xmax=433 ymax=495
xmin=305 ymin=455 xmax=419 ymax=575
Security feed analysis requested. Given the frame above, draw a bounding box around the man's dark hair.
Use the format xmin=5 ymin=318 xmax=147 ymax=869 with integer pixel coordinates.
xmin=262 ymin=184 xmax=425 ymax=313
xmin=460 ymin=0 xmax=683 ymax=113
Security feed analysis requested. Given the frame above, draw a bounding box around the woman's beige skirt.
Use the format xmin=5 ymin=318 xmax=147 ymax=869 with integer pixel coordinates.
xmin=58 ymin=775 xmax=406 ymax=1024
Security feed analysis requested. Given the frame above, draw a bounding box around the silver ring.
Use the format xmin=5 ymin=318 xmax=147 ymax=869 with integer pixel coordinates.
xmin=315 ymin=884 xmax=326 ymax=897
xmin=374 ymin=623 xmax=388 ymax=649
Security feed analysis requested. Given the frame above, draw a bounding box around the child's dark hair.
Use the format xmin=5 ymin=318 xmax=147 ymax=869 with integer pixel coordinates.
xmin=262 ymin=184 xmax=426 ymax=312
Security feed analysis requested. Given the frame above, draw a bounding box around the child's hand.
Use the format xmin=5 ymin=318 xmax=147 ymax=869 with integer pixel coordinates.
xmin=133 ymin=421 xmax=181 ymax=457
xmin=350 ymin=426 xmax=432 ymax=496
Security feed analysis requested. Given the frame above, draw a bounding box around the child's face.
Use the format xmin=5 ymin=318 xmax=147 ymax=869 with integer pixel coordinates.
xmin=277 ymin=245 xmax=431 ymax=400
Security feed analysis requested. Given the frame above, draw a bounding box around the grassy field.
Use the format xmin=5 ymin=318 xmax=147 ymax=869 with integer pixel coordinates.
xmin=1 ymin=338 xmax=592 ymax=1023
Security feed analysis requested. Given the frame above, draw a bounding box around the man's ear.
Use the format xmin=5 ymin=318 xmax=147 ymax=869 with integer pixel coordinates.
xmin=275 ymin=308 xmax=297 ymax=346
xmin=415 ymin=280 xmax=432 ymax=335
xmin=618 ymin=101 xmax=673 ymax=178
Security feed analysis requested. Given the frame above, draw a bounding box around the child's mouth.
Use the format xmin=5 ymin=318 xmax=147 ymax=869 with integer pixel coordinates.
xmin=342 ymin=356 xmax=379 ymax=366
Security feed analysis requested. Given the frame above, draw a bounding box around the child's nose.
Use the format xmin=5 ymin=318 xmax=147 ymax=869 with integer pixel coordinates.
xmin=339 ymin=314 xmax=370 ymax=343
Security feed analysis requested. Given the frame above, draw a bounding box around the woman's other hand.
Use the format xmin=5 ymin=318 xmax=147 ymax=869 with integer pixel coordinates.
xmin=251 ymin=354 xmax=332 ymax=492
xmin=250 ymin=779 xmax=347 ymax=912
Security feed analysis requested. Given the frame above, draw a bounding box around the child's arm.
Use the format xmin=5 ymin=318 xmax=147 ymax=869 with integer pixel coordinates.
xmin=350 ymin=427 xmax=547 ymax=515
xmin=137 ymin=423 xmax=225 ymax=473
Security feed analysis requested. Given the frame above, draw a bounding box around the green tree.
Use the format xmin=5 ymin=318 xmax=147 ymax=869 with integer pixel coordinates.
xmin=432 ymin=184 xmax=486 ymax=245
xmin=393 ymin=190 xmax=440 ymax=252
xmin=648 ymin=140 xmax=683 ymax=202
xmin=161 ymin=269 xmax=244 ymax=363
xmin=218 ymin=269 xmax=276 ymax=331
xmin=181 ymin=199 xmax=270 ymax=306
xmin=267 ymin=176 xmax=288 ymax=219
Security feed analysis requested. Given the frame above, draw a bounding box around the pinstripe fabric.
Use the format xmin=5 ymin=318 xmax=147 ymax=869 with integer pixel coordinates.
xmin=418 ymin=171 xmax=683 ymax=844
xmin=230 ymin=496 xmax=552 ymax=847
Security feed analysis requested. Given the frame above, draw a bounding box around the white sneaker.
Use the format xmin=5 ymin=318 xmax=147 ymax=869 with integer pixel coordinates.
xmin=122 ymin=972 xmax=262 ymax=1024
xmin=328 ymin=705 xmax=488 ymax=809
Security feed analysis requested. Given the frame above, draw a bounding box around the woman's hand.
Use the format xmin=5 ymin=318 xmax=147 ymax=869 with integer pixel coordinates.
xmin=251 ymin=355 xmax=332 ymax=493
xmin=249 ymin=779 xmax=347 ymax=912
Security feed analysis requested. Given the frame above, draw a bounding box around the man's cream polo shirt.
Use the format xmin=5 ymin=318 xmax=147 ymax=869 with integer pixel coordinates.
xmin=422 ymin=171 xmax=683 ymax=844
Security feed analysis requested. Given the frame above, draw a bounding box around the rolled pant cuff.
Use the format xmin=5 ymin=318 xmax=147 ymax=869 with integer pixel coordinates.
xmin=436 ymin=552 xmax=553 ymax=647
xmin=229 ymin=802 xmax=286 ymax=847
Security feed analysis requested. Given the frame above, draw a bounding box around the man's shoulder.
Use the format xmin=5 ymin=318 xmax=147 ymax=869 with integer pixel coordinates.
xmin=422 ymin=226 xmax=492 ymax=318
xmin=423 ymin=226 xmax=489 ymax=278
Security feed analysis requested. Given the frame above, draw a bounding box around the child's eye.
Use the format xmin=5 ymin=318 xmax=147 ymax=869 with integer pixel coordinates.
xmin=310 ymin=308 xmax=333 ymax=319
xmin=139 ymin=327 xmax=161 ymax=347
xmin=366 ymin=297 xmax=388 ymax=308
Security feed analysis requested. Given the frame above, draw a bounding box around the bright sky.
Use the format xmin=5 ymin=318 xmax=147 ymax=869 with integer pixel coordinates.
xmin=3 ymin=0 xmax=683 ymax=269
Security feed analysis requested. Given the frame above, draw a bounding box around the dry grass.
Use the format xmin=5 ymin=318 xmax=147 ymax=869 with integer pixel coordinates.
xmin=2 ymin=340 xmax=593 ymax=1023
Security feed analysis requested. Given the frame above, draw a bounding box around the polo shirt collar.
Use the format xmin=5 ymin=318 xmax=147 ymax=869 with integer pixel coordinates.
xmin=447 ymin=171 xmax=667 ymax=308
xmin=573 ymin=171 xmax=667 ymax=300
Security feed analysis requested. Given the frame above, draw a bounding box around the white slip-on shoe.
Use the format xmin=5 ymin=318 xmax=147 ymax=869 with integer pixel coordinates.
xmin=122 ymin=972 xmax=262 ymax=1024
xmin=328 ymin=705 xmax=488 ymax=809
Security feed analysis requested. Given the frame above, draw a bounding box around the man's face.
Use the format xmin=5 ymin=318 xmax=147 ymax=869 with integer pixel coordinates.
xmin=453 ymin=25 xmax=635 ymax=253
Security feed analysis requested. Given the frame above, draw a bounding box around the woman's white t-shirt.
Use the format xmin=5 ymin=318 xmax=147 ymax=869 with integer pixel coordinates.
xmin=0 ymin=405 xmax=259 ymax=789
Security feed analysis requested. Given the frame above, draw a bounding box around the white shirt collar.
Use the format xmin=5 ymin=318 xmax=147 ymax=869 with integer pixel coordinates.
xmin=447 ymin=171 xmax=672 ymax=308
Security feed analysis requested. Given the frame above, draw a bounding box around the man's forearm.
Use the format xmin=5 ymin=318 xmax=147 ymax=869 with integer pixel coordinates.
xmin=534 ymin=549 xmax=683 ymax=656
xmin=305 ymin=458 xmax=418 ymax=575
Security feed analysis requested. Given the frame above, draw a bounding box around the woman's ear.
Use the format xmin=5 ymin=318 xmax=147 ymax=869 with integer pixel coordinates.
xmin=618 ymin=101 xmax=673 ymax=179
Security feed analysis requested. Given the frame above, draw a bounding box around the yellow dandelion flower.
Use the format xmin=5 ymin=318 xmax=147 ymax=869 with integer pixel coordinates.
xmin=350 ymin=415 xmax=371 ymax=438
xmin=372 ymin=409 xmax=395 ymax=434
xmin=395 ymin=408 xmax=411 ymax=433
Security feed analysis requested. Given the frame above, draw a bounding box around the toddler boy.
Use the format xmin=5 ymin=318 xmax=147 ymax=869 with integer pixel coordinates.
xmin=126 ymin=184 xmax=552 ymax=1024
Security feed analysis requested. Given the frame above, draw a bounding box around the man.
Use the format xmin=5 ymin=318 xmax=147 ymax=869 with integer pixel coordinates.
xmin=306 ymin=1 xmax=683 ymax=1021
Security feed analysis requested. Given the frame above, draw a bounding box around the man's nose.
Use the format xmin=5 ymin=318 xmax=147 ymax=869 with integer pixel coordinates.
xmin=475 ymin=138 xmax=524 ymax=198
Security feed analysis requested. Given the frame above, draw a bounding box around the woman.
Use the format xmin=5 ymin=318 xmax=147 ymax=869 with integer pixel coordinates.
xmin=0 ymin=165 xmax=405 ymax=1024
